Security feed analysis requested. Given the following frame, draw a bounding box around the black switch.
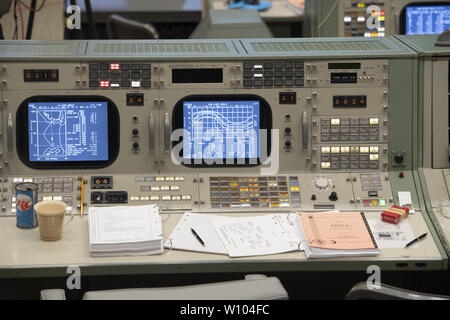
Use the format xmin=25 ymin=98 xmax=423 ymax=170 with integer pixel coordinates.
xmin=132 ymin=128 xmax=139 ymax=136
xmin=329 ymin=192 xmax=338 ymax=201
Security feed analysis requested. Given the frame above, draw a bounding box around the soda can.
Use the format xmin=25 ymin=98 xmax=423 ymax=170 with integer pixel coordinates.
xmin=16 ymin=182 xmax=39 ymax=228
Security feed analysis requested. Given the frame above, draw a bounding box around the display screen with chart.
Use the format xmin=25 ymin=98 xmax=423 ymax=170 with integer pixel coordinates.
xmin=182 ymin=100 xmax=260 ymax=163
xmin=404 ymin=4 xmax=450 ymax=35
xmin=27 ymin=101 xmax=109 ymax=162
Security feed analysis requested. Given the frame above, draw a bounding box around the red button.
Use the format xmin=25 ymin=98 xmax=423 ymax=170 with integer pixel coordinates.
xmin=399 ymin=172 xmax=404 ymax=178
xmin=311 ymin=195 xmax=316 ymax=201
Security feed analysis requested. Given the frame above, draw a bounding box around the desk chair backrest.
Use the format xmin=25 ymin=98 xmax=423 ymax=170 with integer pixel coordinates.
xmin=345 ymin=282 xmax=450 ymax=300
xmin=106 ymin=14 xmax=159 ymax=40
xmin=41 ymin=274 xmax=289 ymax=300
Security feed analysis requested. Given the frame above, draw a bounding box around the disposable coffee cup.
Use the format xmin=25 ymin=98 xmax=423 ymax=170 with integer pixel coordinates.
xmin=34 ymin=200 xmax=73 ymax=241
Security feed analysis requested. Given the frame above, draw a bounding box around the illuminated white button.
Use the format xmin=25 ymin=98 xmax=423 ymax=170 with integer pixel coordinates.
xmin=171 ymin=195 xmax=181 ymax=201
xmin=331 ymin=118 xmax=340 ymax=125
xmin=11 ymin=209 xmax=16 ymax=213
xmin=370 ymin=146 xmax=379 ymax=153
xmin=254 ymin=73 xmax=263 ymax=78
xmin=11 ymin=203 xmax=16 ymax=208
xmin=150 ymin=196 xmax=160 ymax=201
xmin=370 ymin=154 xmax=379 ymax=161
xmin=156 ymin=176 xmax=165 ymax=181
xmin=280 ymin=203 xmax=290 ymax=208
xmin=130 ymin=196 xmax=140 ymax=201
xmin=12 ymin=197 xmax=16 ymax=202
xmin=131 ymin=81 xmax=140 ymax=88
xmin=165 ymin=176 xmax=174 ymax=181
xmin=254 ymin=64 xmax=263 ymax=69
xmin=53 ymin=196 xmax=62 ymax=201
xmin=110 ymin=83 xmax=120 ymax=88
xmin=182 ymin=195 xmax=191 ymax=200
xmin=43 ymin=196 xmax=52 ymax=201
xmin=175 ymin=176 xmax=185 ymax=181
xmin=341 ymin=147 xmax=350 ymax=153
xmin=151 ymin=186 xmax=160 ymax=191
xmin=360 ymin=147 xmax=369 ymax=153
xmin=160 ymin=186 xmax=170 ymax=191
xmin=331 ymin=147 xmax=340 ymax=153
xmin=364 ymin=32 xmax=371 ymax=37
xmin=170 ymin=185 xmax=180 ymax=191
xmin=66 ymin=207 xmax=72 ymax=212
xmin=351 ymin=146 xmax=360 ymax=152
xmin=162 ymin=195 xmax=171 ymax=201
xmin=140 ymin=196 xmax=149 ymax=201
xmin=370 ymin=118 xmax=379 ymax=125
xmin=321 ymin=147 xmax=330 ymax=153
xmin=379 ymin=32 xmax=385 ymax=37
xmin=321 ymin=162 xmax=331 ymax=169
xmin=24 ymin=178 xmax=33 ymax=182
xmin=13 ymin=178 xmax=23 ymax=183
xmin=344 ymin=16 xmax=352 ymax=22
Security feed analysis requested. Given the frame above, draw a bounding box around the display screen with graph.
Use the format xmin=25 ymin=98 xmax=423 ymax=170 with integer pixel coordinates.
xmin=27 ymin=101 xmax=109 ymax=162
xmin=182 ymin=100 xmax=260 ymax=163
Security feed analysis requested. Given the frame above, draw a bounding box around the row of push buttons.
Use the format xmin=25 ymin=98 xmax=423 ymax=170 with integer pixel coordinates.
xmin=129 ymin=195 xmax=191 ymax=201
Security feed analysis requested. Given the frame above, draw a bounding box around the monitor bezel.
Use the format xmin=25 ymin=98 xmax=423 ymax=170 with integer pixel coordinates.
xmin=399 ymin=1 xmax=450 ymax=35
xmin=172 ymin=94 xmax=272 ymax=167
xmin=16 ymin=95 xmax=120 ymax=170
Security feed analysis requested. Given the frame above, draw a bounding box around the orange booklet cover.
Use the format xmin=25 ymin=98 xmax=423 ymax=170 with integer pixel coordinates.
xmin=298 ymin=212 xmax=378 ymax=250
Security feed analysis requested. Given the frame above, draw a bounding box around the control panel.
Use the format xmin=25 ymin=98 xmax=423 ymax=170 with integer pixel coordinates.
xmin=0 ymin=37 xmax=416 ymax=215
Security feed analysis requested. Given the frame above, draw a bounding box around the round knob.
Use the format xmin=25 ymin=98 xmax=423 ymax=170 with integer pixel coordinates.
xmin=284 ymin=127 xmax=291 ymax=134
xmin=284 ymin=141 xmax=292 ymax=148
xmin=285 ymin=114 xmax=291 ymax=120
xmin=132 ymin=142 xmax=139 ymax=150
xmin=132 ymin=128 xmax=139 ymax=136
xmin=329 ymin=191 xmax=338 ymax=201
xmin=394 ymin=154 xmax=404 ymax=164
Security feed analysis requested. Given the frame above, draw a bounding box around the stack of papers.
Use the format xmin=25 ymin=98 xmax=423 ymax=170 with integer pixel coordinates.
xmin=89 ymin=205 xmax=163 ymax=257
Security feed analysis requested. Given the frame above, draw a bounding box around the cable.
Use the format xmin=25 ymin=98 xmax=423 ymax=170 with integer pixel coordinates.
xmin=18 ymin=0 xmax=24 ymax=39
xmin=317 ymin=0 xmax=339 ymax=34
xmin=13 ymin=0 xmax=18 ymax=39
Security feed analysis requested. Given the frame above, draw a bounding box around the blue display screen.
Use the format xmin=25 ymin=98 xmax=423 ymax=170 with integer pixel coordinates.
xmin=183 ymin=101 xmax=260 ymax=160
xmin=28 ymin=102 xmax=109 ymax=162
xmin=405 ymin=5 xmax=450 ymax=35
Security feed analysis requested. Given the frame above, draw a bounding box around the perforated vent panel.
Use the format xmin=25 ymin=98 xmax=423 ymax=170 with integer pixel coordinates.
xmin=249 ymin=41 xmax=389 ymax=53
xmin=87 ymin=42 xmax=233 ymax=56
xmin=0 ymin=42 xmax=80 ymax=56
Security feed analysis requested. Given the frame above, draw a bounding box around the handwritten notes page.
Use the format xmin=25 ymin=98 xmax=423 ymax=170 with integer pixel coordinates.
xmin=212 ymin=214 xmax=300 ymax=258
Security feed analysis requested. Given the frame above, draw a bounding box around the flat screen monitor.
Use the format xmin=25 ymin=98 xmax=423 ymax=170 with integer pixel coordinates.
xmin=17 ymin=96 xmax=120 ymax=169
xmin=172 ymin=95 xmax=272 ymax=167
xmin=401 ymin=3 xmax=450 ymax=35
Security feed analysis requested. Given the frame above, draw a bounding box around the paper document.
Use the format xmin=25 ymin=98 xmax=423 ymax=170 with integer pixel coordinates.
xmin=298 ymin=212 xmax=378 ymax=250
xmin=212 ymin=214 xmax=301 ymax=258
xmin=368 ymin=218 xmax=415 ymax=248
xmin=88 ymin=205 xmax=163 ymax=256
xmin=165 ymin=212 xmax=230 ymax=255
xmin=398 ymin=191 xmax=415 ymax=214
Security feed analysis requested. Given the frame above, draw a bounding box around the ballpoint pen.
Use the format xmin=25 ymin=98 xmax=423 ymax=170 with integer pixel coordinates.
xmin=405 ymin=232 xmax=427 ymax=248
xmin=191 ymin=228 xmax=205 ymax=247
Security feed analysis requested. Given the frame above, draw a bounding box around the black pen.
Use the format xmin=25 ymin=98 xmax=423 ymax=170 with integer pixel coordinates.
xmin=191 ymin=228 xmax=205 ymax=247
xmin=405 ymin=233 xmax=427 ymax=248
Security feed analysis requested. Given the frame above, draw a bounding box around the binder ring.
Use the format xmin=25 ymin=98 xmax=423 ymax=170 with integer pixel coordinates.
xmin=297 ymin=240 xmax=308 ymax=253
xmin=287 ymin=212 xmax=296 ymax=225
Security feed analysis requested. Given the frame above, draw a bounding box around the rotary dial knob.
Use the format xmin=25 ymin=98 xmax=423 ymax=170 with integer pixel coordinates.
xmin=311 ymin=176 xmax=333 ymax=192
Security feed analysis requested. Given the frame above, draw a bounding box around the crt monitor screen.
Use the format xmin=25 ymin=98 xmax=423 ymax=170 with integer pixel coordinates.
xmin=183 ymin=101 xmax=260 ymax=162
xmin=28 ymin=102 xmax=109 ymax=162
xmin=403 ymin=4 xmax=450 ymax=35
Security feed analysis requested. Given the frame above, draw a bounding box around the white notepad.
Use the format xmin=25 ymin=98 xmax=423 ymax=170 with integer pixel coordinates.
xmin=88 ymin=204 xmax=163 ymax=257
